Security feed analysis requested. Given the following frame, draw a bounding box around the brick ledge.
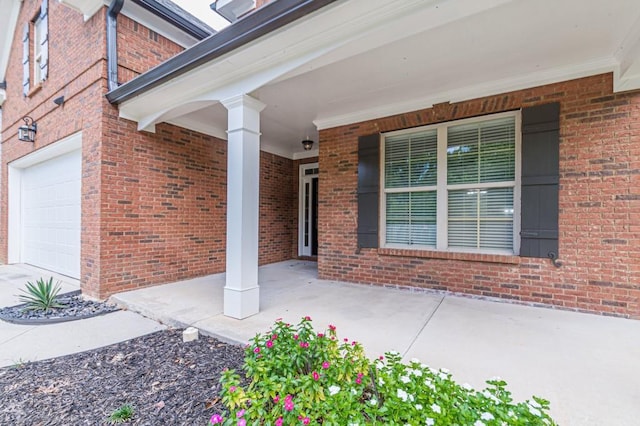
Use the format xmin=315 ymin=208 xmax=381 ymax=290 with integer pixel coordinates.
xmin=377 ymin=248 xmax=521 ymax=265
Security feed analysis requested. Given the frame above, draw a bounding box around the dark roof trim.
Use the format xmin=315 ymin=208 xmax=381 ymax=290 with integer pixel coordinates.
xmin=131 ymin=0 xmax=213 ymax=41
xmin=0 ymin=81 xmax=6 ymax=90
xmin=107 ymin=0 xmax=338 ymax=105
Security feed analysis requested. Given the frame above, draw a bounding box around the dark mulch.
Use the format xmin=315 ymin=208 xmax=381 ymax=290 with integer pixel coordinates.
xmin=0 ymin=330 xmax=245 ymax=425
xmin=0 ymin=292 xmax=119 ymax=324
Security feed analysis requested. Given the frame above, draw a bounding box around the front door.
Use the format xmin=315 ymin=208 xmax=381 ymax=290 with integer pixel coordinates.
xmin=299 ymin=163 xmax=319 ymax=257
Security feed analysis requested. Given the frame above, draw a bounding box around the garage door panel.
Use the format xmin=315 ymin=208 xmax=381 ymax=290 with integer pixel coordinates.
xmin=21 ymin=150 xmax=81 ymax=279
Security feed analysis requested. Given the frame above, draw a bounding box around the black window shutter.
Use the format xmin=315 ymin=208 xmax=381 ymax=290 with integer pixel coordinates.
xmin=357 ymin=133 xmax=380 ymax=248
xmin=40 ymin=0 xmax=49 ymax=81
xmin=520 ymin=103 xmax=560 ymax=259
xmin=22 ymin=23 xmax=29 ymax=96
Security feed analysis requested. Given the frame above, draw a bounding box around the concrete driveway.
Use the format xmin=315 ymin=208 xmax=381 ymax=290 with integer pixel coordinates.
xmin=0 ymin=264 xmax=164 ymax=368
xmin=112 ymin=260 xmax=640 ymax=426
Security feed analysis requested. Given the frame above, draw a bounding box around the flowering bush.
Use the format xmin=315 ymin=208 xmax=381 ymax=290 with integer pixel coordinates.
xmin=210 ymin=317 xmax=556 ymax=425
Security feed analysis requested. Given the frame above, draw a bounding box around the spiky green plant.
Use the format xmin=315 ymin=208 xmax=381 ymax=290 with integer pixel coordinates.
xmin=18 ymin=277 xmax=67 ymax=311
xmin=108 ymin=404 xmax=135 ymax=424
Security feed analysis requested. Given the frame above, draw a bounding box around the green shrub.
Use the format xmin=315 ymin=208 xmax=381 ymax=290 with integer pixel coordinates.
xmin=18 ymin=277 xmax=66 ymax=312
xmin=108 ymin=403 xmax=135 ymax=424
xmin=211 ymin=317 xmax=556 ymax=425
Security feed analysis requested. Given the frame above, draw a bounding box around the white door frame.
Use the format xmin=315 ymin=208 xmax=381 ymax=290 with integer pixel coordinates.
xmin=7 ymin=132 xmax=82 ymax=266
xmin=298 ymin=162 xmax=319 ymax=257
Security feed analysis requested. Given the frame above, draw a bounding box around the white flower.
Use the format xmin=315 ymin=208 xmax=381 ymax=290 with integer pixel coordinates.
xmin=408 ymin=393 xmax=415 ymax=402
xmin=388 ymin=350 xmax=400 ymax=356
xmin=411 ymin=357 xmax=420 ymax=364
xmin=328 ymin=385 xmax=340 ymax=395
xmin=474 ymin=421 xmax=485 ymax=426
xmin=378 ymin=378 xmax=385 ymax=386
xmin=421 ymin=363 xmax=428 ymax=369
xmin=369 ymin=398 xmax=377 ymax=406
xmin=376 ymin=362 xmax=384 ymax=370
xmin=411 ymin=368 xmax=423 ymax=377
xmin=351 ymin=388 xmax=358 ymax=395
xmin=431 ymin=403 xmax=441 ymax=414
xmin=397 ymin=389 xmax=408 ymax=402
xmin=400 ymin=375 xmax=411 ymax=384
xmin=528 ymin=406 xmax=542 ymax=417
xmin=440 ymin=367 xmax=450 ymax=374
xmin=425 ymin=419 xmax=435 ymax=426
xmin=438 ymin=371 xmax=448 ymax=381
xmin=462 ymin=383 xmax=473 ymax=391
xmin=424 ymin=379 xmax=435 ymax=391
xmin=489 ymin=376 xmax=502 ymax=382
xmin=415 ymin=404 xmax=423 ymax=410
xmin=481 ymin=412 xmax=494 ymax=421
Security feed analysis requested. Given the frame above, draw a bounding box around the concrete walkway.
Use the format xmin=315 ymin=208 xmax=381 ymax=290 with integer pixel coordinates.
xmin=112 ymin=260 xmax=640 ymax=426
xmin=0 ymin=264 xmax=164 ymax=367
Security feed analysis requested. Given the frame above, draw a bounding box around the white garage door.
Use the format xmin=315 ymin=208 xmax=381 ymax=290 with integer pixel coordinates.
xmin=21 ymin=150 xmax=81 ymax=279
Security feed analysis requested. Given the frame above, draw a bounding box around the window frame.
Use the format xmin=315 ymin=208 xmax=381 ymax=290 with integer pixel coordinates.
xmin=380 ymin=110 xmax=522 ymax=255
xmin=33 ymin=13 xmax=44 ymax=86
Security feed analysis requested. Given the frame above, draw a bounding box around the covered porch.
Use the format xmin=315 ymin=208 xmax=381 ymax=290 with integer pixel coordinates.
xmin=105 ymin=0 xmax=640 ymax=319
xmin=110 ymin=260 xmax=640 ymax=425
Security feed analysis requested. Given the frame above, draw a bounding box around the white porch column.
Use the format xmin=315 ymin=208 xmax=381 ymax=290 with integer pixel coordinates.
xmin=221 ymin=94 xmax=266 ymax=319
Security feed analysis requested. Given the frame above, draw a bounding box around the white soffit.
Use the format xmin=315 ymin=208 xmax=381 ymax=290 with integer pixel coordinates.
xmin=58 ymin=0 xmax=105 ymax=21
xmin=0 ymin=89 xmax=6 ymax=106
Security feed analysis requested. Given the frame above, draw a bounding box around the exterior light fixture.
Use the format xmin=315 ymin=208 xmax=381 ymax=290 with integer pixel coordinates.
xmin=301 ymin=138 xmax=314 ymax=151
xmin=18 ymin=116 xmax=37 ymax=142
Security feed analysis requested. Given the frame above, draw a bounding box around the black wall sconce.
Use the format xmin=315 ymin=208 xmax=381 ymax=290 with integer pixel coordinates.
xmin=301 ymin=138 xmax=314 ymax=151
xmin=18 ymin=116 xmax=37 ymax=142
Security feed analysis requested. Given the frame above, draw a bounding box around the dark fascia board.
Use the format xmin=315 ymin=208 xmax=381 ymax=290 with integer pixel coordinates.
xmin=107 ymin=0 xmax=338 ymax=105
xmin=131 ymin=0 xmax=214 ymax=41
xmin=0 ymin=81 xmax=6 ymax=90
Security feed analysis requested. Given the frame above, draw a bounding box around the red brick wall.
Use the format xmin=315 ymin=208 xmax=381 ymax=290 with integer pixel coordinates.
xmin=95 ymin=107 xmax=297 ymax=297
xmin=97 ymin=107 xmax=228 ymax=297
xmin=117 ymin=14 xmax=184 ymax=84
xmin=260 ymin=152 xmax=295 ymax=265
xmin=319 ymin=73 xmax=640 ymax=319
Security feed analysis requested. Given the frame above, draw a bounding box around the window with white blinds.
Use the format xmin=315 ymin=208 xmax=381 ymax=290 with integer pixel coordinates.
xmin=382 ymin=112 xmax=520 ymax=254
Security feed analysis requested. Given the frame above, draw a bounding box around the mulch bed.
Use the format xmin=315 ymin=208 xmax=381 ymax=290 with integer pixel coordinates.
xmin=0 ymin=329 xmax=245 ymax=425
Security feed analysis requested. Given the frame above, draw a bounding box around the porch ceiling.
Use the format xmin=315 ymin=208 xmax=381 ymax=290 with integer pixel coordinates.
xmin=116 ymin=0 xmax=640 ymax=159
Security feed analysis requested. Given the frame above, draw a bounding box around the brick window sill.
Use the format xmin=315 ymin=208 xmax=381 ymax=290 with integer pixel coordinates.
xmin=27 ymin=83 xmax=43 ymax=97
xmin=378 ymin=247 xmax=521 ymax=265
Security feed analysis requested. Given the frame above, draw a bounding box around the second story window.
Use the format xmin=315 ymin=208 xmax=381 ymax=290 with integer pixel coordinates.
xmin=23 ymin=0 xmax=48 ymax=96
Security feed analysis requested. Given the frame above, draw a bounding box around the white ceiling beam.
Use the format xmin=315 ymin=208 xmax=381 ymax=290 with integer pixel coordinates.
xmin=614 ymin=14 xmax=640 ymax=92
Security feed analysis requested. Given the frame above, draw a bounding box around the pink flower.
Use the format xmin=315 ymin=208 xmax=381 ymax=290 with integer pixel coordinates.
xmin=299 ymin=341 xmax=309 ymax=348
xmin=356 ymin=378 xmax=362 ymax=384
xmin=266 ymin=340 xmax=274 ymax=348
xmin=312 ymin=371 xmax=319 ymax=381
xmin=329 ymin=324 xmax=336 ymax=331
xmin=275 ymin=418 xmax=283 ymax=426
xmin=276 ymin=317 xmax=283 ymax=321
xmin=284 ymin=400 xmax=294 ymax=411
xmin=379 ymin=355 xmax=384 ymax=360
xmin=273 ymin=396 xmax=280 ymax=403
xmin=305 ymin=316 xmax=312 ymax=321
xmin=351 ymin=341 xmax=357 ymax=346
xmin=237 ymin=420 xmax=246 ymax=426
xmin=302 ymin=417 xmax=310 ymax=425
xmin=317 ymin=333 xmax=324 ymax=338
xmin=210 ymin=414 xmax=223 ymax=424
xmin=272 ymin=334 xmax=278 ymax=340
xmin=294 ymin=334 xmax=299 ymax=340
xmin=322 ymin=361 xmax=330 ymax=369
xmin=229 ymin=386 xmax=236 ymax=393
xmin=343 ymin=338 xmax=348 ymax=342
xmin=237 ymin=410 xmax=245 ymax=418
xmin=254 ymin=347 xmax=260 ymax=354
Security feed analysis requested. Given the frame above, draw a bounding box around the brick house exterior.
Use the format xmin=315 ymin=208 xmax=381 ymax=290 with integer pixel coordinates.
xmin=1 ymin=0 xmax=638 ymax=319
xmin=0 ymin=0 xmax=299 ymax=299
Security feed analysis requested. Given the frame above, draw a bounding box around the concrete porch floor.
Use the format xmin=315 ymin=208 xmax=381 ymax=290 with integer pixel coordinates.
xmin=111 ymin=260 xmax=640 ymax=425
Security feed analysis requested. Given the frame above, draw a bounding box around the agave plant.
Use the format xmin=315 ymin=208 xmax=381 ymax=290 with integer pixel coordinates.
xmin=18 ymin=277 xmax=67 ymax=311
